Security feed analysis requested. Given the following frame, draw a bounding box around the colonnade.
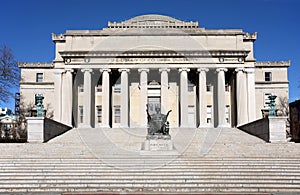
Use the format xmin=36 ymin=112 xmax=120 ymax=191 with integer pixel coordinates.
xmin=53 ymin=66 xmax=256 ymax=128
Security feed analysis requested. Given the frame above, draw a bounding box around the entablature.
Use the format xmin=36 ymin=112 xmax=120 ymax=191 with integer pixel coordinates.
xmin=18 ymin=62 xmax=54 ymax=68
xmin=59 ymin=50 xmax=250 ymax=58
xmin=255 ymin=61 xmax=290 ymax=68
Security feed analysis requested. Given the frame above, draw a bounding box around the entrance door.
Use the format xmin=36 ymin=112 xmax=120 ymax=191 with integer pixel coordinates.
xmin=148 ymin=97 xmax=161 ymax=115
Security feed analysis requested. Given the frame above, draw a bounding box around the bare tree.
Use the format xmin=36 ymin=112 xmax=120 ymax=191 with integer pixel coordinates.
xmin=277 ymin=96 xmax=290 ymax=137
xmin=0 ymin=45 xmax=20 ymax=104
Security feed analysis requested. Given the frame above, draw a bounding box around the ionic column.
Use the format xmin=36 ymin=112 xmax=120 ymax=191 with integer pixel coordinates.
xmin=235 ymin=68 xmax=248 ymax=126
xmin=179 ymin=68 xmax=190 ymax=127
xmin=197 ymin=68 xmax=209 ymax=127
xmin=53 ymin=69 xmax=64 ymax=122
xmin=245 ymin=68 xmax=256 ymax=122
xmin=61 ymin=68 xmax=73 ymax=126
xmin=100 ymin=68 xmax=111 ymax=128
xmin=159 ymin=68 xmax=170 ymax=113
xmin=119 ymin=68 xmax=130 ymax=128
xmin=138 ymin=68 xmax=149 ymax=127
xmin=216 ymin=68 xmax=228 ymax=127
xmin=81 ymin=68 xmax=93 ymax=128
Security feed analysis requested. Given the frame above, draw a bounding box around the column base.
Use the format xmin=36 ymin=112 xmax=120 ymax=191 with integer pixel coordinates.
xmin=99 ymin=124 xmax=111 ymax=128
xmin=217 ymin=124 xmax=231 ymax=128
xmin=78 ymin=124 xmax=92 ymax=129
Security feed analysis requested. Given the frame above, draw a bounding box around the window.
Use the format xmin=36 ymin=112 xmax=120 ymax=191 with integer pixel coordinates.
xmin=225 ymin=84 xmax=230 ymax=92
xmin=206 ymin=105 xmax=212 ymax=124
xmin=114 ymin=106 xmax=121 ymax=123
xmin=114 ymin=83 xmax=121 ymax=93
xmin=188 ymin=83 xmax=194 ymax=92
xmin=96 ymin=105 xmax=102 ymax=123
xmin=264 ymin=93 xmax=272 ymax=107
xmin=36 ymin=73 xmax=43 ymax=82
xmin=225 ymin=105 xmax=230 ymax=123
xmin=78 ymin=84 xmax=84 ymax=93
xmin=79 ymin=106 xmax=83 ymax=123
xmin=96 ymin=85 xmax=102 ymax=92
xmin=188 ymin=106 xmax=195 ymax=126
xmin=206 ymin=85 xmax=212 ymax=92
xmin=265 ymin=72 xmax=272 ymax=81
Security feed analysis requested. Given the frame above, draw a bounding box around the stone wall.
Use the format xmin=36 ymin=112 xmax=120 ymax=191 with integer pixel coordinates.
xmin=43 ymin=118 xmax=72 ymax=142
xmin=238 ymin=116 xmax=287 ymax=143
xmin=238 ymin=118 xmax=269 ymax=142
xmin=27 ymin=117 xmax=72 ymax=142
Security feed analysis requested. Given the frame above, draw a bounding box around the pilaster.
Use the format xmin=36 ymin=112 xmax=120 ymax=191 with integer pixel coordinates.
xmin=61 ymin=68 xmax=73 ymax=126
xmin=235 ymin=68 xmax=248 ymax=126
xmin=53 ymin=69 xmax=64 ymax=122
xmin=245 ymin=68 xmax=256 ymax=122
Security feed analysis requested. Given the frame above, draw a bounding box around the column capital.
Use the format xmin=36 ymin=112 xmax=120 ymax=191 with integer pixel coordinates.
xmin=159 ymin=68 xmax=170 ymax=73
xmin=99 ymin=68 xmax=111 ymax=73
xmin=235 ymin=68 xmax=245 ymax=72
xmin=138 ymin=68 xmax=149 ymax=73
xmin=178 ymin=68 xmax=190 ymax=72
xmin=216 ymin=68 xmax=228 ymax=73
xmin=118 ymin=68 xmax=130 ymax=73
xmin=53 ymin=69 xmax=65 ymax=75
xmin=81 ymin=68 xmax=93 ymax=73
xmin=244 ymin=68 xmax=255 ymax=73
xmin=197 ymin=68 xmax=209 ymax=72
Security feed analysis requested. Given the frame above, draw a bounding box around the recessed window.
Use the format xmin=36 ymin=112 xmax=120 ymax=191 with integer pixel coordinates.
xmin=96 ymin=105 xmax=102 ymax=123
xmin=96 ymin=85 xmax=102 ymax=92
xmin=206 ymin=85 xmax=212 ymax=92
xmin=79 ymin=106 xmax=83 ymax=123
xmin=78 ymin=84 xmax=84 ymax=93
xmin=188 ymin=83 xmax=194 ymax=92
xmin=36 ymin=73 xmax=43 ymax=82
xmin=114 ymin=106 xmax=121 ymax=123
xmin=206 ymin=105 xmax=212 ymax=124
xmin=265 ymin=72 xmax=272 ymax=81
xmin=225 ymin=84 xmax=230 ymax=92
xmin=114 ymin=83 xmax=121 ymax=93
xmin=225 ymin=105 xmax=230 ymax=123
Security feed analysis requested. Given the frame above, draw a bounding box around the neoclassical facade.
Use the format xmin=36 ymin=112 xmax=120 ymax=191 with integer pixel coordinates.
xmin=19 ymin=14 xmax=289 ymax=128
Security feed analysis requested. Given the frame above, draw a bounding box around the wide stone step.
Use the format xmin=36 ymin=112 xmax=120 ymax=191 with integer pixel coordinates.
xmin=1 ymin=175 xmax=300 ymax=180
xmin=0 ymin=178 xmax=300 ymax=184
xmin=0 ymin=183 xmax=300 ymax=193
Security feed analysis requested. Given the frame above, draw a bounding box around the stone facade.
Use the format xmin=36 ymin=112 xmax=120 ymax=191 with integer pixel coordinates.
xmin=19 ymin=14 xmax=290 ymax=128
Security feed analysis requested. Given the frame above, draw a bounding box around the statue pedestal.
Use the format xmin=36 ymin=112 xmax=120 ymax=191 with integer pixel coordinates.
xmin=140 ymin=134 xmax=178 ymax=155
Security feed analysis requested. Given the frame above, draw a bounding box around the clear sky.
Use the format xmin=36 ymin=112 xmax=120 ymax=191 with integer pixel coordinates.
xmin=1 ymin=0 xmax=299 ymax=110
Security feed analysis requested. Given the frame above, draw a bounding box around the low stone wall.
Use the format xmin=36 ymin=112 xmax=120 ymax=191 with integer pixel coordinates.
xmin=43 ymin=118 xmax=72 ymax=142
xmin=238 ymin=116 xmax=287 ymax=143
xmin=238 ymin=118 xmax=269 ymax=142
xmin=27 ymin=117 xmax=72 ymax=143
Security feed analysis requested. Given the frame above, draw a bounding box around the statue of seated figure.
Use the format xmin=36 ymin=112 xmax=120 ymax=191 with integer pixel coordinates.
xmin=146 ymin=106 xmax=172 ymax=136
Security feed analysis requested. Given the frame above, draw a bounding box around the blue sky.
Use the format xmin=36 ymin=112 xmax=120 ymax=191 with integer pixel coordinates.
xmin=1 ymin=0 xmax=299 ymax=109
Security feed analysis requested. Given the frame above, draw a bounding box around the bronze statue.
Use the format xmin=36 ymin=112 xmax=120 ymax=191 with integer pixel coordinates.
xmin=146 ymin=105 xmax=172 ymax=136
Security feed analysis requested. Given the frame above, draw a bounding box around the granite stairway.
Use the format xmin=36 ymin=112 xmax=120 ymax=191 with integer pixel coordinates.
xmin=0 ymin=128 xmax=300 ymax=194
